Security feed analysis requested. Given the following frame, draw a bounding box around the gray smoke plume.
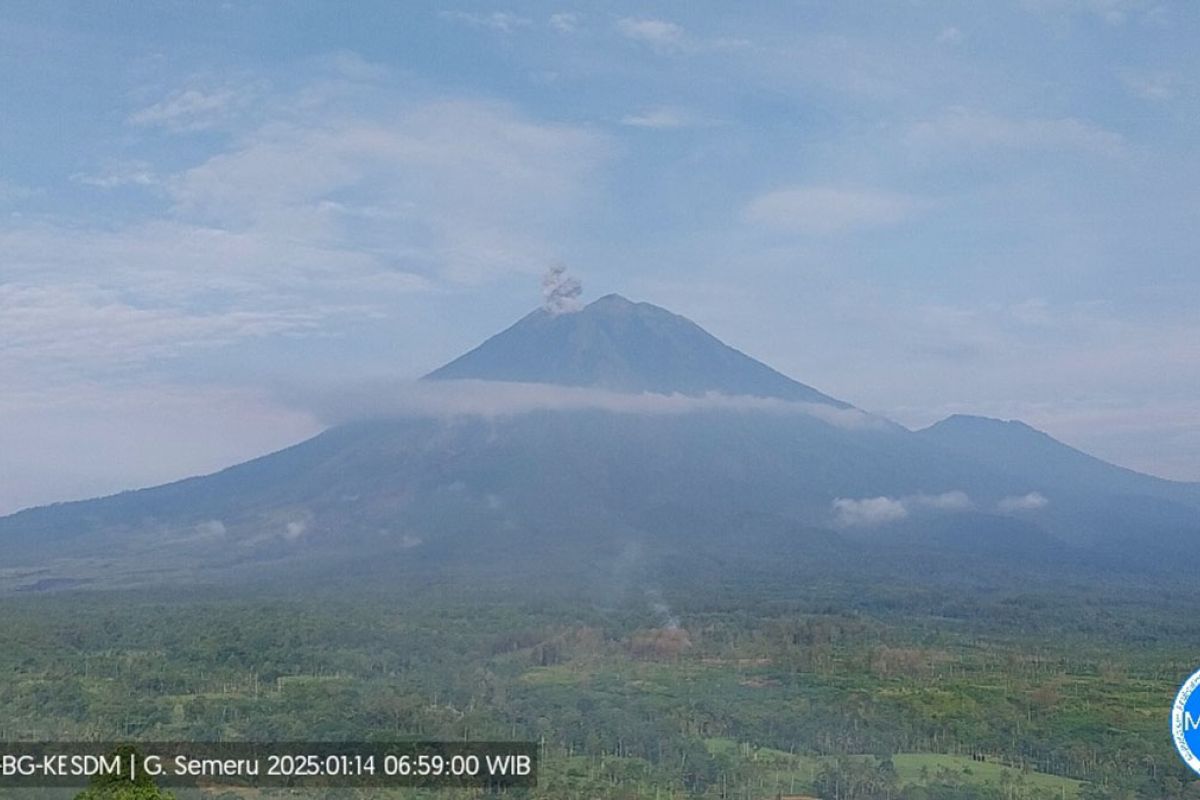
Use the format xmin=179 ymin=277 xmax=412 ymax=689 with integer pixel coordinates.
xmin=541 ymin=263 xmax=583 ymax=314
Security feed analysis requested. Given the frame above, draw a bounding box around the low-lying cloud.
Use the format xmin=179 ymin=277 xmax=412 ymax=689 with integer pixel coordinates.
xmin=997 ymin=492 xmax=1049 ymax=512
xmin=833 ymin=496 xmax=909 ymax=527
xmin=833 ymin=490 xmax=972 ymax=527
xmin=294 ymin=378 xmax=886 ymax=430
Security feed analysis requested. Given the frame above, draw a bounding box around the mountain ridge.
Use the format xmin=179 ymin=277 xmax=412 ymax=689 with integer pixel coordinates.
xmin=918 ymin=413 xmax=1200 ymax=493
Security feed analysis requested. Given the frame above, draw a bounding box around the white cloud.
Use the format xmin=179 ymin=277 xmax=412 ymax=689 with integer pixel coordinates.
xmin=440 ymin=10 xmax=531 ymax=33
xmin=129 ymin=84 xmax=260 ymax=132
xmin=1119 ymin=69 xmax=1178 ymax=102
xmin=0 ymin=281 xmax=344 ymax=388
xmin=744 ymin=186 xmax=921 ymax=235
xmin=548 ymin=12 xmax=578 ymax=33
xmin=937 ymin=26 xmax=964 ymax=44
xmin=296 ymin=378 xmax=888 ymax=430
xmin=165 ymin=98 xmax=612 ymax=282
xmin=833 ymin=496 xmax=909 ymax=527
xmin=0 ymin=80 xmax=617 ymax=516
xmin=906 ymin=108 xmax=1124 ymax=156
xmin=284 ymin=519 xmax=309 ymax=540
xmin=617 ymin=17 xmax=688 ymax=51
xmin=833 ymin=490 xmax=973 ymax=527
xmin=1021 ymin=0 xmax=1158 ymax=26
xmin=1 ymin=87 xmax=611 ymax=390
xmin=615 ymin=16 xmax=748 ymax=55
xmin=998 ymin=492 xmax=1050 ymax=512
xmin=72 ymin=160 xmax=160 ymax=189
xmin=321 ymin=51 xmax=393 ymax=82
xmin=620 ymin=106 xmax=719 ymax=130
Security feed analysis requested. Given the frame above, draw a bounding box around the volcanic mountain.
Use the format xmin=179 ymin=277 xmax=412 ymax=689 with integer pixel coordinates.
xmin=426 ymin=294 xmax=849 ymax=406
xmin=0 ymin=294 xmax=1196 ymax=592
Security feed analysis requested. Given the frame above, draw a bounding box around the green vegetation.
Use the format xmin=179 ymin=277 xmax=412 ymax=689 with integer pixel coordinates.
xmin=73 ymin=748 xmax=174 ymax=800
xmin=0 ymin=575 xmax=1195 ymax=799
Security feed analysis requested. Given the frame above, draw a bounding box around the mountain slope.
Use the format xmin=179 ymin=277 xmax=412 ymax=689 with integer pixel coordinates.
xmin=426 ymin=294 xmax=850 ymax=407
xmin=0 ymin=297 xmax=1195 ymax=591
xmin=0 ymin=410 xmax=1066 ymax=587
xmin=917 ymin=414 xmax=1200 ymax=507
xmin=916 ymin=414 xmax=1200 ymax=562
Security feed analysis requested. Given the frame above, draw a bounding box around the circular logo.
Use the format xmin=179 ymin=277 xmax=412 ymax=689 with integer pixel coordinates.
xmin=1172 ymin=669 xmax=1200 ymax=775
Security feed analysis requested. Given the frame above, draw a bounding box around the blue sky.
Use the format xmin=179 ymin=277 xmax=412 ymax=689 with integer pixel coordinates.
xmin=1 ymin=1 xmax=1198 ymax=513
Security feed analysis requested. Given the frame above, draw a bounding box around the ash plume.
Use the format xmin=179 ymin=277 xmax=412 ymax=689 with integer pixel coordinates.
xmin=541 ymin=263 xmax=583 ymax=314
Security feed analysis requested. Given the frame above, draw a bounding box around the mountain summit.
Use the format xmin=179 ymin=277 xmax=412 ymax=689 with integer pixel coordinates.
xmin=425 ymin=294 xmax=850 ymax=407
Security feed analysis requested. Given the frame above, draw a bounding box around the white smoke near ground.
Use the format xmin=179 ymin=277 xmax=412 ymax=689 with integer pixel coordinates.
xmin=542 ymin=263 xmax=583 ymax=314
xmin=299 ymin=378 xmax=888 ymax=430
xmin=997 ymin=492 xmax=1049 ymax=512
xmin=646 ymin=588 xmax=681 ymax=630
xmin=833 ymin=490 xmax=973 ymax=528
xmin=603 ymin=540 xmax=638 ymax=599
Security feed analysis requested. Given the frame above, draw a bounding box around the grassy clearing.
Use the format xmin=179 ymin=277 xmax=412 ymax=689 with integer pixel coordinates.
xmin=891 ymin=753 xmax=1080 ymax=798
xmin=705 ymin=739 xmax=1082 ymax=799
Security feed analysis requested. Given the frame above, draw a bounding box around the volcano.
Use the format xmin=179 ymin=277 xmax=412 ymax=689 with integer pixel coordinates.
xmin=1 ymin=294 xmax=1197 ymax=592
xmin=426 ymin=294 xmax=849 ymax=406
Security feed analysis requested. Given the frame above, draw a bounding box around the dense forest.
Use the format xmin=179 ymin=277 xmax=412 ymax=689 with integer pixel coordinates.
xmin=0 ymin=566 xmax=1196 ymax=800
